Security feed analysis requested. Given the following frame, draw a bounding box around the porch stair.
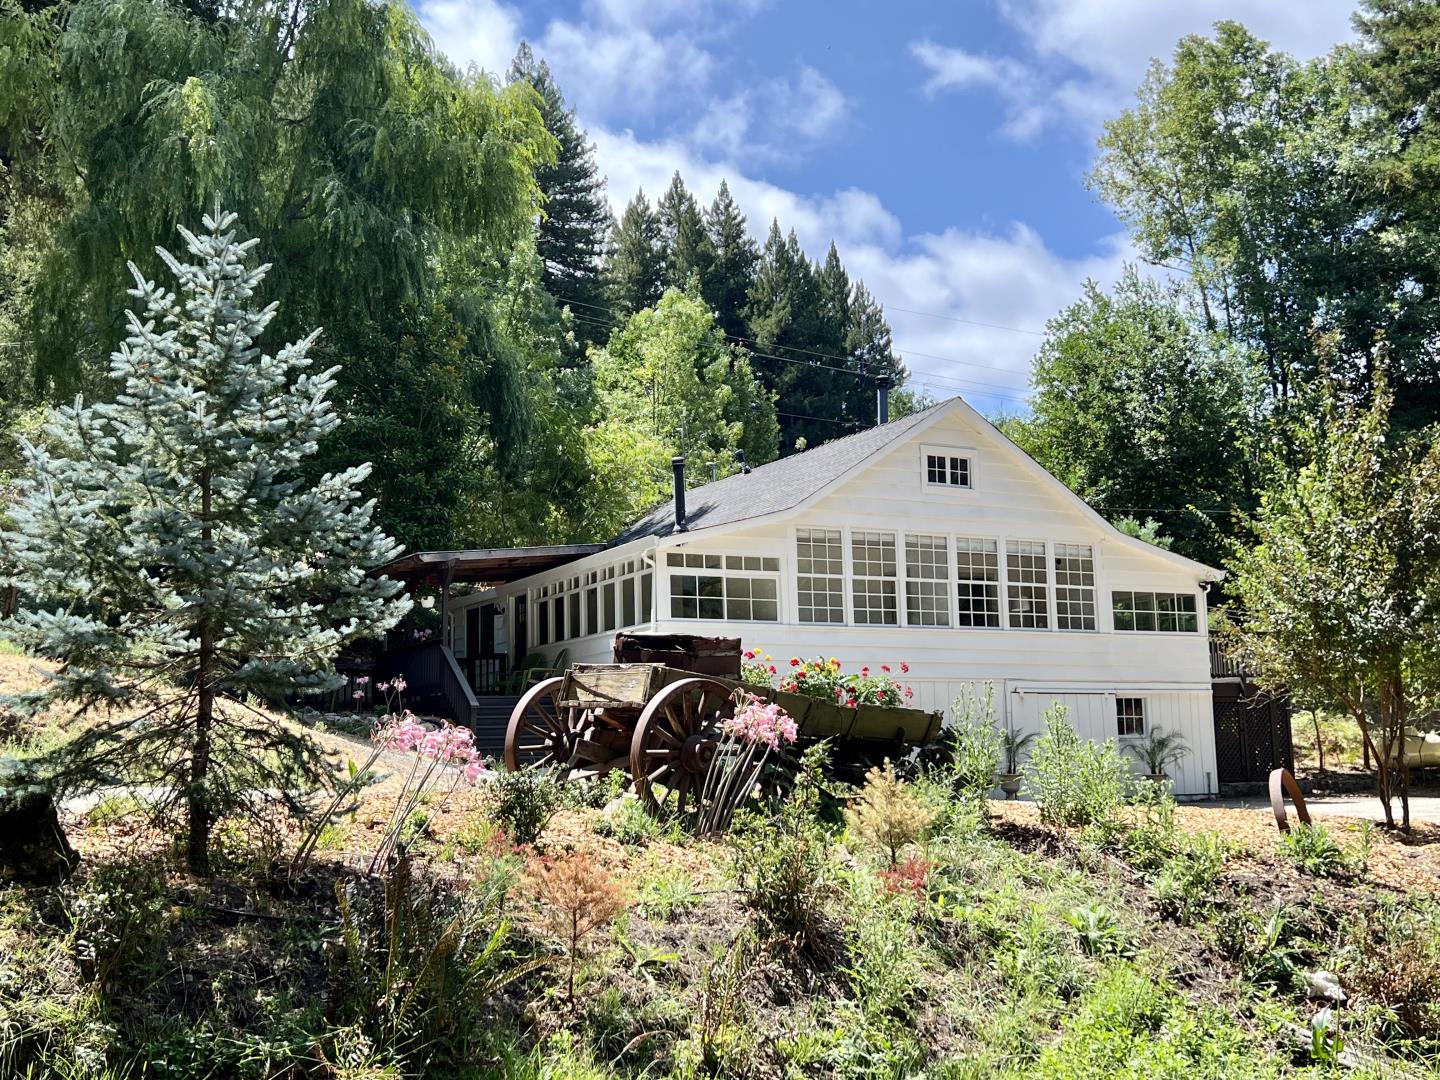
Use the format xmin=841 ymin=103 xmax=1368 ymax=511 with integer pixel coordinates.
xmin=473 ymin=695 xmax=522 ymax=756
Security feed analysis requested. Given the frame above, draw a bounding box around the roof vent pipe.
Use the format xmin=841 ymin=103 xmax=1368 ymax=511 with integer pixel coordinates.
xmin=876 ymin=373 xmax=892 ymax=426
xmin=708 ymin=461 xmax=718 ymax=482
xmin=735 ymin=449 xmax=751 ymax=474
xmin=671 ymin=456 xmax=688 ymax=533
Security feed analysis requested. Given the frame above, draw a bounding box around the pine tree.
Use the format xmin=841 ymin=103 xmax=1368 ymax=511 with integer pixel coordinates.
xmin=816 ymin=242 xmax=852 ymax=359
xmin=703 ymin=180 xmax=758 ymax=341
xmin=508 ymin=44 xmax=610 ymax=351
xmin=657 ymin=172 xmax=712 ymax=292
xmin=607 ymin=192 xmax=665 ymax=318
xmin=746 ymin=223 xmax=829 ymax=451
xmin=0 ymin=208 xmax=410 ymax=873
xmin=847 ymin=281 xmax=906 ymax=426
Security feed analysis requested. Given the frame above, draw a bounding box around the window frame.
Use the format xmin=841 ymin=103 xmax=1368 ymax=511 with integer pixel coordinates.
xmin=903 ymin=532 xmax=952 ymax=627
xmin=1004 ymin=538 xmax=1051 ymax=631
xmin=1111 ymin=590 xmax=1200 ymax=634
xmin=1116 ymin=696 xmax=1146 ymax=739
xmin=954 ymin=535 xmax=1003 ymax=629
xmin=1052 ymin=543 xmax=1097 ymax=632
xmin=850 ymin=528 xmax=900 ymax=626
xmin=919 ymin=443 xmax=976 ymax=491
xmin=795 ymin=528 xmax=846 ymax=625
xmin=665 ymin=550 xmax=782 ymax=623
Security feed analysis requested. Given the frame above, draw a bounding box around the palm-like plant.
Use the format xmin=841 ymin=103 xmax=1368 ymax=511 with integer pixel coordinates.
xmin=1000 ymin=729 xmax=1038 ymax=775
xmin=1126 ymin=728 xmax=1189 ymax=776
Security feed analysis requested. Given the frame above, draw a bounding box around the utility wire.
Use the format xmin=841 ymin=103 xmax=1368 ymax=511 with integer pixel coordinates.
xmin=564 ymin=308 xmax=1031 ymax=403
xmin=553 ymin=291 xmax=1034 ymax=384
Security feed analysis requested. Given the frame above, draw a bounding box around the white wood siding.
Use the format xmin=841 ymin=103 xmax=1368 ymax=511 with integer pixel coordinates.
xmin=442 ymin=404 xmax=1220 ymax=791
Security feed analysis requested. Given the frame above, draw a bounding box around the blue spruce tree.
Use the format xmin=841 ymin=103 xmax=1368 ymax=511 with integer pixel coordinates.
xmin=0 ymin=206 xmax=411 ymax=872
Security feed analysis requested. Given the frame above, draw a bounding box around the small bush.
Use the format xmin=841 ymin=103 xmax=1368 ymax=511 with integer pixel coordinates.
xmin=1024 ymin=704 xmax=1131 ymax=827
xmin=331 ymin=856 xmax=538 ymax=1070
xmin=65 ymin=860 xmax=172 ymax=996
xmin=591 ymin=797 xmax=666 ymax=846
xmin=730 ymin=744 xmax=837 ymax=959
xmin=845 ymin=760 xmax=938 ymax=866
xmin=488 ymin=769 xmax=564 ymax=847
xmin=1277 ymin=822 xmax=1361 ymax=879
xmin=1152 ymin=833 xmax=1226 ymax=924
xmin=944 ymin=682 xmax=1003 ymax=802
xmin=1340 ymin=895 xmax=1440 ymax=1047
xmin=526 ymin=849 xmax=628 ymax=1002
xmin=1064 ymin=903 xmax=1132 ymax=958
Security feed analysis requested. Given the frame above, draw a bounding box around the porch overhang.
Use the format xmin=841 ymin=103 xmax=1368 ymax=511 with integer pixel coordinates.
xmin=374 ymin=545 xmax=605 ymax=589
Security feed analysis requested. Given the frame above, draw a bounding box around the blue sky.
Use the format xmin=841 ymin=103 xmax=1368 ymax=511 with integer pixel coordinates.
xmin=415 ymin=0 xmax=1358 ymax=413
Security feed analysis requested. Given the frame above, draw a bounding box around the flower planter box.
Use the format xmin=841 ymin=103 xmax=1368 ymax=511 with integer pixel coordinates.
xmin=744 ymin=685 xmax=942 ymax=747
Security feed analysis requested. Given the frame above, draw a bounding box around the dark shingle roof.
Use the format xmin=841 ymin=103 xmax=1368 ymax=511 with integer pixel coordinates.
xmin=612 ymin=402 xmax=947 ymax=544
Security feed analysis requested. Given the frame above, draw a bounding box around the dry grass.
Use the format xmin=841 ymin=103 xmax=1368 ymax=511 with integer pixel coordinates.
xmin=990 ymin=797 xmax=1440 ymax=892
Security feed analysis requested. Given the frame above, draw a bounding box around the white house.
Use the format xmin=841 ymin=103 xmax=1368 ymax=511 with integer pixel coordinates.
xmin=417 ymin=397 xmax=1224 ymax=796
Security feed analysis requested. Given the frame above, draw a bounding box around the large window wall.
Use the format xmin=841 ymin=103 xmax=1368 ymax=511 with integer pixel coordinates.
xmin=527 ymin=553 xmax=653 ymax=648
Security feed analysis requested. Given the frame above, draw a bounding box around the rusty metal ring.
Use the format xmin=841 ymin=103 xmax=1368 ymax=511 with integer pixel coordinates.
xmin=1269 ymin=767 xmax=1311 ymax=833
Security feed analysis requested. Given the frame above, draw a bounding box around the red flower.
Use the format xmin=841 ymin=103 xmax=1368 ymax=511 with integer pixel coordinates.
xmin=796 ymin=669 xmax=806 ymax=680
xmin=744 ymin=649 xmax=756 ymax=660
xmin=768 ymin=665 xmax=777 ymax=675
xmin=900 ymin=662 xmax=910 ymax=673
xmin=861 ymin=666 xmax=870 ymax=676
xmin=790 ymin=657 xmax=800 ymax=667
xmin=881 ymin=664 xmax=891 ymax=672
xmin=904 ymin=687 xmax=914 ymax=700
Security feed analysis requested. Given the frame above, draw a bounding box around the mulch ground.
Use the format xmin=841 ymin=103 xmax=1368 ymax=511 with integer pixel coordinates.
xmin=989 ymin=798 xmax=1440 ymax=893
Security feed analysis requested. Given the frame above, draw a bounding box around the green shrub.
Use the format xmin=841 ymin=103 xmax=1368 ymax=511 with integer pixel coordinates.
xmin=488 ymin=769 xmax=563 ymax=847
xmin=591 ymin=797 xmax=666 ymax=846
xmin=1065 ymin=904 xmax=1132 ymax=958
xmin=64 ymin=860 xmax=172 ymax=996
xmin=1152 ymin=833 xmax=1226 ymax=924
xmin=1024 ymin=704 xmax=1131 ymax=827
xmin=730 ymin=745 xmax=836 ymax=958
xmin=330 ymin=856 xmax=542 ymax=1070
xmin=1277 ymin=822 xmax=1360 ymax=879
xmin=944 ymin=682 xmax=1003 ymax=801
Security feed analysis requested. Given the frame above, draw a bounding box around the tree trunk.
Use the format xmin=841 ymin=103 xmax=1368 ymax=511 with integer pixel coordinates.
xmin=188 ymin=466 xmax=215 ymax=874
xmin=1395 ymin=677 xmax=1411 ymax=832
xmin=1310 ymin=710 xmax=1324 ymax=774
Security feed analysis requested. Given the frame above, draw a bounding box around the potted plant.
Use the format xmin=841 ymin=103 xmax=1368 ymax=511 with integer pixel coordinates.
xmin=1126 ymin=728 xmax=1189 ymax=782
xmin=997 ymin=729 xmax=1037 ymax=799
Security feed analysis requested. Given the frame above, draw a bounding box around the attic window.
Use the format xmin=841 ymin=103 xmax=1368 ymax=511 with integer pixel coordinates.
xmin=924 ymin=450 xmax=971 ymax=489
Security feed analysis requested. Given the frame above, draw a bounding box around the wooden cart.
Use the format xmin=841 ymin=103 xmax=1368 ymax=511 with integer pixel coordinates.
xmin=504 ymin=661 xmax=944 ymax=816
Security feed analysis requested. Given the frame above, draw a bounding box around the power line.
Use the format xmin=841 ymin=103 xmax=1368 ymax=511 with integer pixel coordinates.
xmin=567 ymin=310 xmax=1031 ymax=404
xmin=553 ymin=291 xmax=1033 ymax=384
xmin=884 ymin=306 xmax=1046 ymax=337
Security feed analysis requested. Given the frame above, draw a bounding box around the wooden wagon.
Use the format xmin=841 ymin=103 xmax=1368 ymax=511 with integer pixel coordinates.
xmin=503 ymin=653 xmax=944 ymax=816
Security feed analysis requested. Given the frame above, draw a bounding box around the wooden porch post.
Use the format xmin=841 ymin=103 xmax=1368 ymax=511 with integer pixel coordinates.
xmin=439 ymin=560 xmax=456 ymax=647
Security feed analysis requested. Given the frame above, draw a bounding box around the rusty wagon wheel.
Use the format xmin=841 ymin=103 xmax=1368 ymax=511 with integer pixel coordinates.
xmin=504 ymin=677 xmax=631 ymax=780
xmin=629 ymin=677 xmax=736 ymax=816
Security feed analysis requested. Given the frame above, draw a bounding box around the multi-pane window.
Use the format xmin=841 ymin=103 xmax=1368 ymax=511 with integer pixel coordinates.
xmin=1112 ymin=591 xmax=1199 ymax=632
xmin=568 ymin=589 xmax=582 ymax=638
xmin=905 ymin=533 xmax=951 ymax=626
xmin=666 ymin=552 xmax=779 ymax=621
xmin=621 ymin=576 xmax=636 ymax=626
xmin=955 ymin=537 xmax=1001 ymax=628
xmin=852 ymin=531 xmax=898 ymax=625
xmin=536 ymin=593 xmax=550 ymax=645
xmin=925 ymin=452 xmax=971 ymax=488
xmin=602 ymin=582 xmax=617 ymax=632
xmin=640 ymin=572 xmax=653 ymax=623
xmin=1006 ymin=540 xmax=1049 ymax=629
xmin=585 ymin=587 xmax=599 ymax=635
xmin=1116 ymin=697 xmax=1146 ymax=738
xmin=796 ymin=528 xmax=845 ymax=624
xmin=552 ymin=594 xmax=566 ymax=642
xmin=1053 ymin=543 xmax=1096 ymax=631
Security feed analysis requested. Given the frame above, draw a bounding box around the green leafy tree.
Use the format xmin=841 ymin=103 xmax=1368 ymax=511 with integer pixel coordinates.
xmin=1222 ymin=363 xmax=1440 ymax=830
xmin=701 ymin=180 xmax=758 ymax=341
xmin=507 ymin=44 xmax=611 ymax=353
xmin=1092 ymin=21 xmax=1440 ymax=423
xmin=592 ymin=289 xmax=777 ymax=493
xmin=1004 ymin=269 xmax=1256 ymax=567
xmin=608 ymin=192 xmax=665 ymax=318
xmin=0 ymin=209 xmax=410 ymax=872
xmin=0 ymin=0 xmax=551 ymax=547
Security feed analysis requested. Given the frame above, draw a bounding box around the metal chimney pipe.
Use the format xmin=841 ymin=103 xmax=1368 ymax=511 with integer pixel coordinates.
xmin=734 ymin=449 xmax=751 ymax=474
xmin=707 ymin=461 xmax=718 ymax=482
xmin=876 ymin=373 xmax=892 ymax=425
xmin=671 ymin=456 xmax=688 ymax=533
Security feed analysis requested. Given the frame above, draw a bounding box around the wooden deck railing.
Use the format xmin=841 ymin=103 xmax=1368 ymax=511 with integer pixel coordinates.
xmin=1210 ymin=641 xmax=1250 ymax=679
xmin=375 ymin=640 xmax=479 ymax=727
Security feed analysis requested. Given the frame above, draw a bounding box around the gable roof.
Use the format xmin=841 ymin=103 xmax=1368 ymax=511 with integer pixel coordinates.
xmin=612 ymin=395 xmax=1223 ymax=581
xmin=612 ymin=402 xmax=947 ymax=543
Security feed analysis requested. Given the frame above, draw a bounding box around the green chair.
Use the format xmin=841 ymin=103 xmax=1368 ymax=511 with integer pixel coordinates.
xmin=524 ymin=647 xmax=570 ymax=689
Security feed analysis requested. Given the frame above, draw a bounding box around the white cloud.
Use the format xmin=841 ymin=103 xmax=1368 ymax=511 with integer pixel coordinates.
xmin=416 ymin=0 xmax=523 ymax=78
xmin=588 ymin=127 xmax=1135 ymax=411
xmin=690 ymin=65 xmax=849 ymax=162
xmin=913 ymin=0 xmax=1358 ymax=141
